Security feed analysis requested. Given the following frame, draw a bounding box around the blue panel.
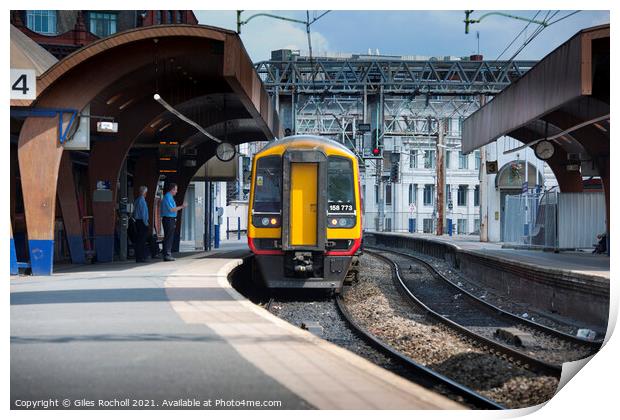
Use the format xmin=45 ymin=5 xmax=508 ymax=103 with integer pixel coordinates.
xmin=29 ymin=239 xmax=54 ymax=276
xmin=214 ymin=225 xmax=220 ymax=249
xmin=10 ymin=238 xmax=18 ymax=275
xmin=95 ymin=235 xmax=114 ymax=262
xmin=66 ymin=235 xmax=86 ymax=264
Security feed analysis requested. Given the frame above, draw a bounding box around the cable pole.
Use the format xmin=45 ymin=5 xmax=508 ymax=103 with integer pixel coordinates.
xmin=436 ymin=119 xmax=445 ymax=236
xmin=236 ymin=10 xmax=242 ymax=34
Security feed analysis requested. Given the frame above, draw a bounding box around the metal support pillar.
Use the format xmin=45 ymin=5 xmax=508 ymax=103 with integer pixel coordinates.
xmin=209 ymin=182 xmax=215 ymax=250
xmin=377 ymin=87 xmax=385 ymax=231
xmin=119 ymin=160 xmax=128 ymax=261
xmin=204 ymin=181 xmax=212 ymax=251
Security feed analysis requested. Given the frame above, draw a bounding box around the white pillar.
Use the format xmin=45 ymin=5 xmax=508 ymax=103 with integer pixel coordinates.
xmin=452 ymin=185 xmax=460 ymax=233
xmin=467 ymin=185 xmax=475 ymax=234
xmin=416 ymin=184 xmax=424 ymax=233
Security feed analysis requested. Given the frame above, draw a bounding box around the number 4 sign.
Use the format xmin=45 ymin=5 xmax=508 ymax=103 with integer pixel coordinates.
xmin=10 ymin=69 xmax=36 ymax=100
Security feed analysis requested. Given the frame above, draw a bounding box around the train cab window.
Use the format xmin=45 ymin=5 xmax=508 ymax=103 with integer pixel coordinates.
xmin=253 ymin=155 xmax=282 ymax=213
xmin=327 ymin=157 xmax=355 ymax=219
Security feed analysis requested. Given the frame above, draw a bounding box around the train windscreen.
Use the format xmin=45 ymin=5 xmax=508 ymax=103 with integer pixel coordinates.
xmin=253 ymin=155 xmax=282 ymax=213
xmin=327 ymin=157 xmax=355 ymax=213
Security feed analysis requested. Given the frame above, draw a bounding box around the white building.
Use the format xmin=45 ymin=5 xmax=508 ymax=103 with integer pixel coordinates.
xmin=362 ymin=130 xmax=558 ymax=239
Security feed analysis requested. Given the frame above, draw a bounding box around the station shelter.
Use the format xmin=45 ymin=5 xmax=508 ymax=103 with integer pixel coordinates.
xmin=10 ymin=24 xmax=281 ymax=275
xmin=462 ymin=25 xmax=610 ymax=246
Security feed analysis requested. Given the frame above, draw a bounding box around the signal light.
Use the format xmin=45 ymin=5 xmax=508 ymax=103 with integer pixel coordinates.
xmin=372 ymin=147 xmax=381 ymax=156
xmin=270 ymin=218 xmax=277 ymax=225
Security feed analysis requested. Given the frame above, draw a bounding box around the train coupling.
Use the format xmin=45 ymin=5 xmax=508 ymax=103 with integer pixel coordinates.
xmin=293 ymin=252 xmax=314 ymax=273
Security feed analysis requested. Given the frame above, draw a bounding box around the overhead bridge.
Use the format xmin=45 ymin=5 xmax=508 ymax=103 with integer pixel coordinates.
xmin=10 ymin=24 xmax=282 ymax=275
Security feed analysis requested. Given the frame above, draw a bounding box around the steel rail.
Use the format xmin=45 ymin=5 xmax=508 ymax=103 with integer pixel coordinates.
xmin=365 ymin=248 xmax=564 ymax=377
xmin=335 ymin=294 xmax=504 ymax=410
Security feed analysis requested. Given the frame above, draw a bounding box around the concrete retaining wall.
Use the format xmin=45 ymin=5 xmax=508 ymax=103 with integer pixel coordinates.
xmin=365 ymin=233 xmax=609 ymax=330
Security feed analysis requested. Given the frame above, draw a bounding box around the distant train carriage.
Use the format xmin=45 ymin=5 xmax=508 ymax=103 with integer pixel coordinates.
xmin=247 ymin=135 xmax=363 ymax=290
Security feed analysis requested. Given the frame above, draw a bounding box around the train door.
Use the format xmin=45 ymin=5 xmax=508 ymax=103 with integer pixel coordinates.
xmin=289 ymin=163 xmax=318 ymax=246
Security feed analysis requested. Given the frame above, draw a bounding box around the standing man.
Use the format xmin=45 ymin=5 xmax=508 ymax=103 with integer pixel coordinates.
xmin=133 ymin=185 xmax=150 ymax=263
xmin=160 ymin=183 xmax=187 ymax=261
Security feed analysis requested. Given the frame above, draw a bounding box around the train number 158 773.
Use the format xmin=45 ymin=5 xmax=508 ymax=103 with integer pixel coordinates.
xmin=328 ymin=203 xmax=353 ymax=212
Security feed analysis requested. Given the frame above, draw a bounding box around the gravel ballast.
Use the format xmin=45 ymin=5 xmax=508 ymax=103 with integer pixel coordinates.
xmin=344 ymin=253 xmax=559 ymax=409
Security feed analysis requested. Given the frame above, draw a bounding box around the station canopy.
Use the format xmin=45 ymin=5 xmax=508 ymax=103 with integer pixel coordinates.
xmin=462 ymin=24 xmax=609 ymax=158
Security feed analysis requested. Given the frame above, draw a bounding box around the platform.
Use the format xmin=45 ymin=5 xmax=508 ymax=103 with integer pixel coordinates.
xmin=390 ymin=233 xmax=610 ymax=280
xmin=10 ymin=244 xmax=462 ymax=410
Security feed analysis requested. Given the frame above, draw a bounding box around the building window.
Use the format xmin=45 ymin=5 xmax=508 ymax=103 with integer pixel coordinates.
xmin=446 ymin=151 xmax=452 ymax=169
xmin=385 ymin=218 xmax=392 ymax=232
xmin=176 ymin=11 xmax=184 ymax=23
xmin=374 ymin=184 xmax=379 ymax=205
xmin=424 ymin=150 xmax=436 ymax=169
xmin=457 ymin=185 xmax=467 ymax=206
xmin=475 ymin=150 xmax=481 ymax=170
xmin=26 ymin=10 xmax=57 ymax=35
xmin=474 ymin=185 xmax=480 ymax=206
xmin=423 ymin=218 xmax=434 ymax=233
xmin=474 ymin=219 xmax=481 ymax=233
xmin=167 ymin=11 xmax=174 ymax=23
xmin=423 ymin=184 xmax=434 ymax=206
xmin=408 ymin=184 xmax=417 ymax=205
xmin=385 ymin=184 xmax=392 ymax=206
xmin=450 ymin=117 xmax=461 ymax=136
xmin=409 ymin=150 xmax=418 ymax=169
xmin=457 ymin=219 xmax=467 ymax=234
xmin=459 ymin=152 xmax=469 ymax=169
xmin=89 ymin=12 xmax=117 ymax=37
xmin=156 ymin=11 xmax=163 ymax=24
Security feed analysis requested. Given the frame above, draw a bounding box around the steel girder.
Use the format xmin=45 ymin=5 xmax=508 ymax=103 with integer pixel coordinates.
xmin=255 ymin=58 xmax=537 ymax=94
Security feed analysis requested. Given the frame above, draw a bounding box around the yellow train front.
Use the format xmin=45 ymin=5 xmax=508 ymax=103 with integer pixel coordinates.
xmin=248 ymin=135 xmax=363 ymax=290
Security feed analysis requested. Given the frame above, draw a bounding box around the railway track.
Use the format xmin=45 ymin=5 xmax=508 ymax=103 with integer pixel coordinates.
xmin=365 ymin=247 xmax=602 ymax=376
xmin=335 ymin=294 xmax=505 ymax=409
xmin=265 ymin=292 xmax=503 ymax=409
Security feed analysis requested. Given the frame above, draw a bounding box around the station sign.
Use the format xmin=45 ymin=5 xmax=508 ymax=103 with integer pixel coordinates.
xmin=10 ymin=69 xmax=36 ymax=100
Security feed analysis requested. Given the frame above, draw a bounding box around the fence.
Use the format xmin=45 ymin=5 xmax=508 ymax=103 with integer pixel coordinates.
xmin=503 ymin=191 xmax=605 ymax=250
xmin=362 ymin=211 xmax=480 ymax=235
xmin=503 ymin=191 xmax=557 ymax=248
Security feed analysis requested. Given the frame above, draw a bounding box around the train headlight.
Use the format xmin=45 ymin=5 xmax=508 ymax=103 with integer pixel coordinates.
xmin=328 ymin=216 xmax=355 ymax=228
xmin=253 ymin=214 xmax=281 ymax=228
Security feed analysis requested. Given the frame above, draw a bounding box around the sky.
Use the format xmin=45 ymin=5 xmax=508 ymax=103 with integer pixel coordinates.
xmin=194 ymin=10 xmax=610 ymax=62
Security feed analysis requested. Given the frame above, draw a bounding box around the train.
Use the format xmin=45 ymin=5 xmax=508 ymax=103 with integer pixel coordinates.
xmin=247 ymin=135 xmax=363 ymax=290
